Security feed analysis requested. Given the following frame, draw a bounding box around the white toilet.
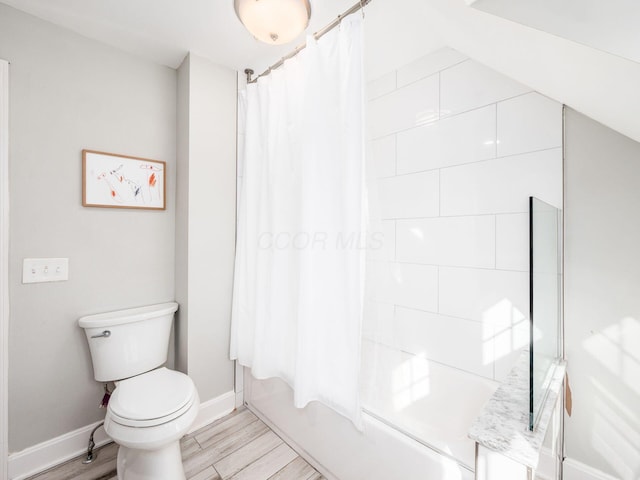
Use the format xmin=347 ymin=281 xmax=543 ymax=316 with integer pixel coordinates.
xmin=79 ymin=302 xmax=199 ymax=480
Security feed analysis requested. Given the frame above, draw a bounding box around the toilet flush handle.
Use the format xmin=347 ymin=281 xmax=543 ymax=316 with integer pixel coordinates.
xmin=91 ymin=330 xmax=111 ymax=339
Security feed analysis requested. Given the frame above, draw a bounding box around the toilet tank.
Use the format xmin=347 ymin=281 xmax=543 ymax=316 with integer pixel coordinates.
xmin=78 ymin=302 xmax=179 ymax=382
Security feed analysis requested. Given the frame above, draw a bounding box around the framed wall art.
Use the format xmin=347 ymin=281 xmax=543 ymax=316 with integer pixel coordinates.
xmin=82 ymin=150 xmax=166 ymax=210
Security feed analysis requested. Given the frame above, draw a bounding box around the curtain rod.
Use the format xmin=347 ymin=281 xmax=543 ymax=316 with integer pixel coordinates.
xmin=244 ymin=0 xmax=372 ymax=84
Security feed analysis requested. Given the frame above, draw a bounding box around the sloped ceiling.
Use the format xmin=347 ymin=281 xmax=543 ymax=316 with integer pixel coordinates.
xmin=1 ymin=0 xmax=639 ymax=143
xmin=471 ymin=0 xmax=640 ymax=65
xmin=416 ymin=0 xmax=640 ymax=144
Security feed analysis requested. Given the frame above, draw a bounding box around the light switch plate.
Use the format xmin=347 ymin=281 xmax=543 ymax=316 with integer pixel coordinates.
xmin=22 ymin=258 xmax=69 ymax=284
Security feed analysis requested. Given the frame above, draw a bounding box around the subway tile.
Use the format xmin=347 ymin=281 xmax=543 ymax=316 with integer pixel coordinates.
xmin=439 ymin=267 xmax=529 ymax=325
xmin=367 ymin=220 xmax=395 ymax=262
xmin=397 ymin=105 xmax=496 ymax=174
xmin=493 ymin=322 xmax=530 ymax=382
xmin=497 ymin=92 xmax=563 ymax=157
xmin=360 ymin=340 xmax=406 ymax=413
xmin=364 ymin=260 xmax=384 ymax=301
xmin=440 ymin=148 xmax=562 ymax=216
xmin=377 ymin=170 xmax=439 ymax=219
xmin=368 ymin=74 xmax=439 ymax=138
xmin=440 ymin=60 xmax=530 ymax=117
xmin=396 ymin=216 xmax=495 ymax=268
xmin=369 ymin=135 xmax=396 ymax=178
xmin=361 ymin=347 xmax=495 ymax=473
xmin=377 ymin=262 xmax=439 ymax=312
xmin=496 ymin=213 xmax=529 ymax=271
xmin=382 ymin=220 xmax=396 ymax=260
xmin=397 ymin=47 xmax=467 ymax=88
xmin=367 ymin=71 xmax=397 ymax=100
xmin=362 ymin=299 xmax=395 ymax=346
xmin=395 ymin=307 xmax=493 ymax=378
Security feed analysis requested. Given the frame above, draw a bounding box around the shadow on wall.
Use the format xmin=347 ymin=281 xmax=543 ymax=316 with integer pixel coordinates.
xmin=392 ymin=353 xmax=431 ymax=411
xmin=362 ymin=293 xmax=530 ymax=413
xmin=580 ymin=316 xmax=640 ymax=479
xmin=482 ymin=298 xmax=529 ymax=367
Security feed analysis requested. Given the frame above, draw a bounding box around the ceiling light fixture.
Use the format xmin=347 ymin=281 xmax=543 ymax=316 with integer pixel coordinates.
xmin=234 ymin=0 xmax=312 ymax=45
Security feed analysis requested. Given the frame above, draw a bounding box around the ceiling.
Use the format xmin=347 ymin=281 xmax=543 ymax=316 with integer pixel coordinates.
xmin=0 ymin=0 xmax=445 ymax=78
xmin=471 ymin=0 xmax=640 ymax=65
xmin=423 ymin=0 xmax=640 ymax=144
xmin=3 ymin=0 xmax=640 ymax=143
xmin=0 ymin=0 xmax=356 ymax=71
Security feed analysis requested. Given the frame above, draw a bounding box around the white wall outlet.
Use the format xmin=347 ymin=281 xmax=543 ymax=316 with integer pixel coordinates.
xmin=22 ymin=258 xmax=69 ymax=284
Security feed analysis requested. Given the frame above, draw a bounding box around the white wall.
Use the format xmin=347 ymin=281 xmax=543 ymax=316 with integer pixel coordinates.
xmin=364 ymin=47 xmax=562 ymax=378
xmin=0 ymin=4 xmax=177 ymax=453
xmin=361 ymin=48 xmax=563 ymax=466
xmin=175 ymin=53 xmax=236 ymax=403
xmin=470 ymin=0 xmax=640 ymax=65
xmin=416 ymin=0 xmax=640 ymax=146
xmin=564 ymin=108 xmax=640 ymax=480
xmin=242 ymin=46 xmax=564 ymax=476
xmin=1 ymin=57 xmax=10 ymax=480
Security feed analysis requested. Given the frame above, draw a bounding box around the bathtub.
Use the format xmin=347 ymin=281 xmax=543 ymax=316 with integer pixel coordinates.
xmin=244 ymin=358 xmax=498 ymax=480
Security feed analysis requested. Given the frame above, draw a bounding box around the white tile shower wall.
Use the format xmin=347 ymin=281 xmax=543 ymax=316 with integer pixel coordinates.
xmin=497 ymin=92 xmax=563 ymax=157
xmin=368 ymin=74 xmax=439 ymax=138
xmin=369 ymin=136 xmax=396 ymax=178
xmin=396 ymin=216 xmax=496 ymax=268
xmin=396 ymin=47 xmax=467 ymax=88
xmin=365 ymin=48 xmax=562 ymax=384
xmin=397 ymin=104 xmax=496 ymax=174
xmin=377 ymin=170 xmax=439 ymax=219
xmin=440 ymin=60 xmax=530 ymax=117
xmin=440 ymin=148 xmax=563 ymax=216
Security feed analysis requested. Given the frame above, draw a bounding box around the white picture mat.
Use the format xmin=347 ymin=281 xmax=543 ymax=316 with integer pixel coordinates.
xmin=83 ymin=150 xmax=165 ymax=209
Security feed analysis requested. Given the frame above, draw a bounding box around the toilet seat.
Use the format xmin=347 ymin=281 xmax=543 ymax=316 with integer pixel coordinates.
xmin=108 ymin=368 xmax=197 ymax=428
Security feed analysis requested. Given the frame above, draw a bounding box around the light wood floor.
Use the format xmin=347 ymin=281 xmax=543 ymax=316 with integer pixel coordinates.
xmin=27 ymin=407 xmax=324 ymax=480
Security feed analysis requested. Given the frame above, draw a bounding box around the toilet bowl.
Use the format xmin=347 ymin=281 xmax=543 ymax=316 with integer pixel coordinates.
xmin=79 ymin=303 xmax=199 ymax=480
xmin=105 ymin=368 xmax=199 ymax=480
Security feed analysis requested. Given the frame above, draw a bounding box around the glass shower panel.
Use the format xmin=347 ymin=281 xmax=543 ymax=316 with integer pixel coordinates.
xmin=529 ymin=197 xmax=561 ymax=430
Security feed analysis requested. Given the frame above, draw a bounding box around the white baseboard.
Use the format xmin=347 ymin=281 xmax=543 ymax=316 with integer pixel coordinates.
xmin=563 ymin=458 xmax=621 ymax=480
xmin=188 ymin=390 xmax=236 ymax=433
xmin=7 ymin=390 xmax=236 ymax=480
xmin=8 ymin=419 xmax=112 ymax=480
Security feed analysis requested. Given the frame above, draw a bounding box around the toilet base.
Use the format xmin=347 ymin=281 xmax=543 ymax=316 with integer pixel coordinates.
xmin=116 ymin=441 xmax=185 ymax=480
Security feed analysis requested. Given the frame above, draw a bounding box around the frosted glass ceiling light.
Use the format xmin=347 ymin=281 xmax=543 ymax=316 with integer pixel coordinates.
xmin=235 ymin=0 xmax=312 ymax=45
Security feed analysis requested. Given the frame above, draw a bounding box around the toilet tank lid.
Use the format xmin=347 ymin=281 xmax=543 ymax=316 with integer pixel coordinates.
xmin=78 ymin=302 xmax=179 ymax=329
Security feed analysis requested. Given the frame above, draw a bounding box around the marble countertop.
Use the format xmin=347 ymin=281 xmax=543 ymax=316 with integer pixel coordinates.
xmin=468 ymin=350 xmax=566 ymax=469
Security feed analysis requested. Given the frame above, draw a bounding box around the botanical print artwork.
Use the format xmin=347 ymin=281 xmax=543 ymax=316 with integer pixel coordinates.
xmin=83 ymin=150 xmax=166 ymax=210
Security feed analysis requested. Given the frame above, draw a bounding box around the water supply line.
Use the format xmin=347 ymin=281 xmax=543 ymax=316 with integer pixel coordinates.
xmin=82 ymin=422 xmax=104 ymax=464
xmin=83 ymin=383 xmax=112 ymax=464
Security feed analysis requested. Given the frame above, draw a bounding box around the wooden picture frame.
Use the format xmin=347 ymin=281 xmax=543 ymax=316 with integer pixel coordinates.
xmin=82 ymin=150 xmax=166 ymax=210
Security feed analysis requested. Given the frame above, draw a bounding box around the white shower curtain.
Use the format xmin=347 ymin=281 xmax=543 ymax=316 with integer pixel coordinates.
xmin=231 ymin=15 xmax=365 ymax=429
